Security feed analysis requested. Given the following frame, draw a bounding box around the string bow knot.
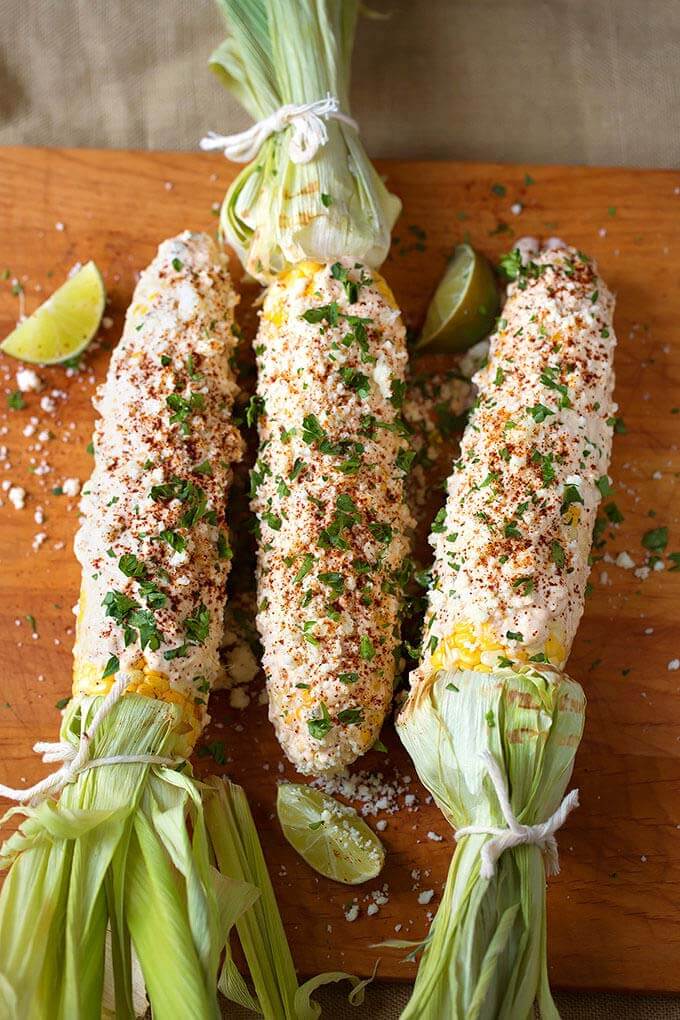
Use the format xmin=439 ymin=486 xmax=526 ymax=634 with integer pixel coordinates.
xmin=199 ymin=93 xmax=358 ymax=165
xmin=455 ymin=749 xmax=579 ymax=879
xmin=0 ymin=674 xmax=178 ymax=806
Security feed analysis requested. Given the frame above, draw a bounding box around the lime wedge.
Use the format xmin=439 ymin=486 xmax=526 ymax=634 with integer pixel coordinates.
xmin=1 ymin=261 xmax=105 ymax=365
xmin=277 ymin=783 xmax=385 ymax=885
xmin=416 ymin=243 xmax=499 ymax=354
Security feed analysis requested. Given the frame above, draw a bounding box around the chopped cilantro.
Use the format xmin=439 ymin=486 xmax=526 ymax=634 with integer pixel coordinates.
xmin=245 ymin=394 xmax=265 ymax=428
xmin=604 ymin=501 xmax=624 ymax=524
xmin=118 ymin=553 xmax=146 ymax=578
xmin=158 ymin=529 xmax=186 ymax=553
xmin=302 ymin=302 xmax=340 ymax=326
xmin=337 ymin=707 xmax=363 ymax=725
xmin=7 ymin=391 xmax=25 ymax=411
xmin=642 ymin=526 xmax=668 ymax=553
xmin=184 ymin=603 xmax=210 ymax=645
xmin=607 ymin=415 xmax=627 ymax=434
xmin=596 ymin=475 xmax=612 ymax=497
xmin=360 ymin=635 xmax=376 ymax=661
xmin=512 ymin=575 xmax=535 ymax=596
xmin=527 ymin=402 xmax=555 ymax=423
xmin=295 ymin=553 xmax=315 ymax=583
xmin=198 ymin=741 xmax=226 ymax=765
xmin=551 ymin=540 xmax=566 ymax=566
xmin=561 ymin=484 xmax=584 ymax=515
xmin=217 ymin=532 xmax=232 ymax=560
xmin=308 ymin=702 xmax=333 ymax=740
xmin=102 ymin=655 xmax=119 ymax=679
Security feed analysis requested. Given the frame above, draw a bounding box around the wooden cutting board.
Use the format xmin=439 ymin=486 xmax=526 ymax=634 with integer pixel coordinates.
xmin=0 ymin=147 xmax=679 ymax=993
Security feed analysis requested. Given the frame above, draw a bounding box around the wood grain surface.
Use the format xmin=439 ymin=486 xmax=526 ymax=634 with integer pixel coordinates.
xmin=0 ymin=147 xmax=679 ymax=993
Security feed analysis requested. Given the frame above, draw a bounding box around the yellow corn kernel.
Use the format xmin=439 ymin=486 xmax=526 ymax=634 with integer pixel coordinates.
xmin=543 ymin=632 xmax=566 ymax=666
xmin=430 ymin=617 xmax=569 ymax=676
xmin=73 ymin=658 xmax=204 ymax=755
xmin=279 ymin=260 xmax=324 ymax=288
xmin=371 ymin=269 xmax=398 ymax=309
xmin=565 ymin=504 xmax=582 ymax=526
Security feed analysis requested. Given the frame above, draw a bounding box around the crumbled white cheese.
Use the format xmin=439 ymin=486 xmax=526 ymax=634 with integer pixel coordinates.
xmin=8 ymin=485 xmax=26 ymax=510
xmin=417 ymin=890 xmax=434 ymax=905
xmin=16 ymin=368 xmax=42 ymax=393
xmin=61 ymin=477 xmax=81 ymax=498
xmin=668 ymin=659 xmax=680 ymax=672
xmin=229 ymin=686 xmax=250 ymax=710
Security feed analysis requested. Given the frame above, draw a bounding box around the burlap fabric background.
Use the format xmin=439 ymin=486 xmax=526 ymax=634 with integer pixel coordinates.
xmin=1 ymin=1 xmax=679 ymax=1017
xmin=1 ymin=0 xmax=679 ymax=165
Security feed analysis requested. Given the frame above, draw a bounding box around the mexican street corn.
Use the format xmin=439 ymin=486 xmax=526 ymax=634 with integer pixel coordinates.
xmin=418 ymin=238 xmax=616 ymax=681
xmin=72 ymin=230 xmax=243 ymax=757
xmin=397 ymin=240 xmax=618 ymax=1020
xmin=252 ymin=259 xmax=413 ymax=775
xmin=208 ymin=0 xmax=409 ymax=775
xmin=0 ymin=232 xmax=247 ymax=1020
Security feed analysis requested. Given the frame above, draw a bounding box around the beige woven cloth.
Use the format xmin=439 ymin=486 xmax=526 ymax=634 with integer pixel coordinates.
xmin=1 ymin=1 xmax=679 ymax=1017
xmin=226 ymin=989 xmax=680 ymax=1019
xmin=1 ymin=0 xmax=679 ymax=166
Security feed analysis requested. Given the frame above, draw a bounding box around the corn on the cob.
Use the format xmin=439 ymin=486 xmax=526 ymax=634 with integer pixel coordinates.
xmin=252 ymin=259 xmax=413 ymax=775
xmin=73 ymin=230 xmax=243 ymax=756
xmin=415 ymin=239 xmax=617 ymax=683
xmin=0 ymin=233 xmax=252 ymax=1020
xmin=397 ymin=240 xmax=618 ymax=1020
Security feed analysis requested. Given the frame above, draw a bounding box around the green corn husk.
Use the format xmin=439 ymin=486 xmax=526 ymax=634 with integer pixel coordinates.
xmin=205 ymin=777 xmax=372 ymax=1019
xmin=0 ymin=694 xmax=246 ymax=1020
xmin=0 ymin=693 xmax=369 ymax=1019
xmin=393 ymin=666 xmax=585 ymax=1020
xmin=209 ymin=0 xmax=401 ymax=281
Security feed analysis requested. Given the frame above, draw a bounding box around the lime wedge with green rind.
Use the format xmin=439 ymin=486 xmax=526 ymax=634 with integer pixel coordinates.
xmin=276 ymin=783 xmax=385 ymax=885
xmin=1 ymin=261 xmax=105 ymax=365
xmin=416 ymin=243 xmax=499 ymax=354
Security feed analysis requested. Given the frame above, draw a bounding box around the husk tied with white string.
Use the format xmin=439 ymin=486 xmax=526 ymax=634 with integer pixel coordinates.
xmin=0 ymin=692 xmax=366 ymax=1019
xmin=0 ymin=694 xmax=235 ymax=1019
xmin=207 ymin=0 xmax=400 ymax=281
xmin=393 ymin=665 xmax=585 ymax=1020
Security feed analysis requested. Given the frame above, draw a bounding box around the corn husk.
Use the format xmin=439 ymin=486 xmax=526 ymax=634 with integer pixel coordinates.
xmin=209 ymin=0 xmax=401 ymax=281
xmin=0 ymin=695 xmax=240 ymax=1019
xmin=0 ymin=693 xmax=368 ymax=1018
xmin=394 ymin=666 xmax=585 ymax=1019
xmin=205 ymin=777 xmax=372 ymax=1019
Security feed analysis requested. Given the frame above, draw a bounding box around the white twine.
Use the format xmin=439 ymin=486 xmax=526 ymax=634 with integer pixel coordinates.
xmin=455 ymin=749 xmax=579 ymax=879
xmin=0 ymin=673 xmax=177 ymax=806
xmin=199 ymin=94 xmax=358 ymax=165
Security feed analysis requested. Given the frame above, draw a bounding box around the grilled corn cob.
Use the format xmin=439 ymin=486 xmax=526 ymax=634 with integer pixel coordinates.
xmin=252 ymin=259 xmax=413 ymax=775
xmin=0 ymin=233 xmax=248 ymax=1020
xmin=73 ymin=231 xmax=243 ymax=757
xmin=397 ymin=239 xmax=617 ymax=1020
xmin=416 ymin=239 xmax=616 ymax=683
